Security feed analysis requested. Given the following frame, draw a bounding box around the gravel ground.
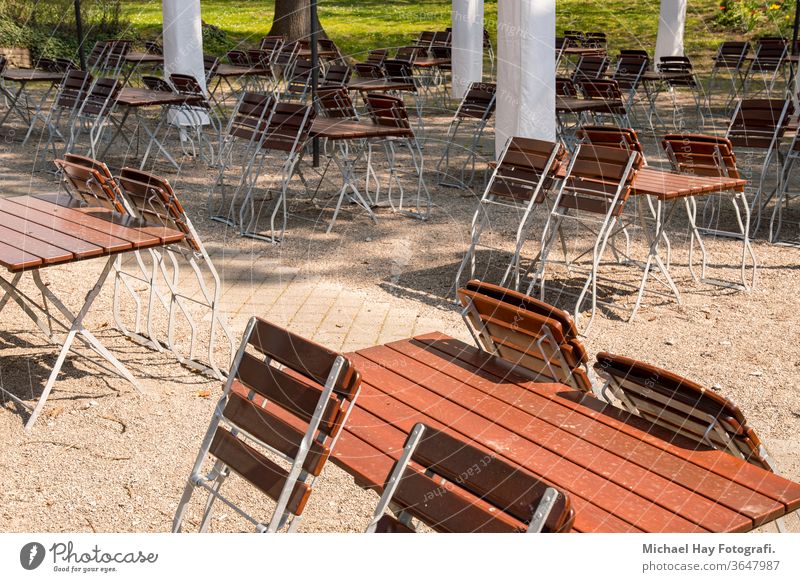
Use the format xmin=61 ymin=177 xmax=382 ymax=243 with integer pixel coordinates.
xmin=1 ymin=86 xmax=799 ymax=533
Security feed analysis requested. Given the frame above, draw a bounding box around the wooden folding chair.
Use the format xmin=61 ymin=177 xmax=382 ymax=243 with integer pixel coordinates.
xmin=726 ymin=98 xmax=793 ymax=234
xmin=366 ymin=423 xmax=574 ymax=533
xmin=173 ymin=317 xmax=361 ymax=532
xmin=435 ymin=81 xmax=496 ymax=189
xmin=115 ymin=167 xmax=236 ymax=379
xmin=53 ymin=154 xmax=127 ymax=214
xmin=611 ymin=52 xmax=649 ymax=127
xmin=529 ymin=144 xmax=643 ymax=330
xmin=657 ymin=56 xmax=706 ymax=128
xmin=65 ymin=77 xmax=122 ymax=158
xmin=709 ymin=41 xmax=750 ymax=109
xmin=457 ymin=280 xmax=592 ymax=393
xmin=577 ymin=79 xmax=631 ymax=127
xmin=594 ymin=351 xmax=799 ymax=533
xmin=169 ymin=73 xmax=224 ymax=165
xmin=662 ymin=133 xmax=756 ymax=290
xmin=743 ymin=38 xmax=788 ymax=98
xmin=238 ymin=102 xmax=316 ymax=242
xmin=364 ymin=92 xmax=430 ymax=220
xmin=593 ymin=353 xmax=785 ymax=496
xmin=570 ymin=54 xmax=608 ymax=84
xmin=320 ymin=64 xmax=351 ymax=88
xmin=282 ymin=58 xmax=313 ymax=101
xmin=29 ymin=69 xmax=92 ymax=158
xmin=453 ymin=137 xmax=565 ymax=291
xmin=208 ymin=92 xmax=276 ymax=225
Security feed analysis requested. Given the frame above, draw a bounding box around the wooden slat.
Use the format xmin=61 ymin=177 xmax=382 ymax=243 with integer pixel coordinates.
xmin=418 ymin=333 xmax=800 ymax=514
xmin=0 ymin=240 xmax=43 ymax=271
xmin=0 ymin=224 xmax=74 ymax=264
xmin=209 ymin=428 xmax=311 ymax=516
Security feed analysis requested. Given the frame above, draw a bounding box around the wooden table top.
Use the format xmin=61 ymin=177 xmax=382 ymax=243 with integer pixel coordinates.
xmin=556 ymin=96 xmax=618 ymax=113
xmin=333 ymin=332 xmax=800 ymax=532
xmin=413 ymin=57 xmax=451 ymax=68
xmin=348 ymin=78 xmax=415 ymax=92
xmin=213 ymin=64 xmax=272 ymax=78
xmin=632 ymin=167 xmax=747 ymax=200
xmin=561 ymin=47 xmax=607 ymax=56
xmin=116 ymin=87 xmax=204 ymax=108
xmin=1 ymin=68 xmax=63 ymax=83
xmin=310 ymin=117 xmax=409 ymax=140
xmin=124 ymin=52 xmax=163 ymax=64
xmin=0 ymin=194 xmax=184 ymax=272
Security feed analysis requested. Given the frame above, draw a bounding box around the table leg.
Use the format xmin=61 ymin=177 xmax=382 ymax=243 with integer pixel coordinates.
xmin=326 ymin=140 xmax=378 ymax=233
xmin=631 ymin=198 xmax=682 ymax=321
xmin=138 ymin=105 xmax=180 ymax=170
xmin=0 ymin=82 xmax=29 ymax=129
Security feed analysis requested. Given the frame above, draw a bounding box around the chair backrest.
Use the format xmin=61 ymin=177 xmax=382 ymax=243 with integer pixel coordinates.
xmin=261 ymin=102 xmax=315 ymax=154
xmin=227 ymin=92 xmax=275 ymax=143
xmin=116 ymin=167 xmax=200 ymax=251
xmin=583 ymin=32 xmax=607 ymax=48
xmin=81 ymin=77 xmax=121 ymax=117
xmin=751 ymin=38 xmax=787 ymax=71
xmin=53 ymin=153 xmax=127 ymax=214
xmin=169 ymin=73 xmax=205 ymax=97
xmin=487 ymin=136 xmax=566 ymax=204
xmin=395 ymin=46 xmax=419 ymax=62
xmin=713 ymin=41 xmax=749 ymax=70
xmin=203 ymin=55 xmax=220 ymax=76
xmin=613 ymin=53 xmax=648 ymax=92
xmin=316 ymin=87 xmax=358 ymax=119
xmin=364 ymin=93 xmax=413 ymax=134
xmin=417 ymin=31 xmax=436 ymax=51
xmin=594 ymin=352 xmax=773 ymax=471
xmin=247 ymin=49 xmax=272 ymax=70
xmin=433 ymin=30 xmax=452 ymax=47
xmin=321 ymin=63 xmax=351 ymax=87
xmin=578 ymin=78 xmax=624 ymax=102
xmin=657 ymin=55 xmax=693 ymax=74
xmin=457 ymin=280 xmax=592 ymax=391
xmin=383 ymin=59 xmax=414 ymax=84
xmin=662 ymin=133 xmax=742 ymax=189
xmin=366 ymin=49 xmax=388 ymax=65
xmin=455 ymin=82 xmax=496 ymax=120
xmin=226 ymin=50 xmax=250 ymax=67
xmin=260 ymin=35 xmax=285 ymax=55
xmin=368 ymin=423 xmax=574 ymax=533
xmin=354 ymin=62 xmax=384 ymax=79
xmin=571 ymin=54 xmax=608 ymax=82
xmin=318 ymin=38 xmax=342 ymax=61
xmin=142 ymin=75 xmax=173 ymax=93
xmin=209 ymin=316 xmax=362 ymax=527
xmin=55 ymin=69 xmax=93 ymax=110
xmin=576 ymin=125 xmax=644 ymax=157
xmin=286 ymin=58 xmax=313 ymax=96
xmin=274 ymin=42 xmax=300 ymax=68
xmin=556 ymin=77 xmax=578 ymax=97
xmin=145 ymin=40 xmax=163 ymax=55
xmin=558 ymin=143 xmax=643 ymax=218
xmin=726 ymin=98 xmax=793 ymax=150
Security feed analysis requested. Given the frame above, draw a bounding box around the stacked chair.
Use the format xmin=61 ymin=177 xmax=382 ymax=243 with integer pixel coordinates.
xmin=662 ymin=133 xmax=757 ymax=290
xmin=529 ymin=143 xmax=644 ymax=330
xmin=656 ymin=56 xmax=706 ymax=128
xmin=64 ymin=77 xmax=122 ymax=158
xmin=725 ymin=97 xmax=794 ymax=233
xmin=743 ymin=38 xmax=788 ymax=98
xmin=367 ymin=423 xmax=574 ymax=533
xmin=709 ymin=41 xmax=750 ymax=109
xmin=53 ymin=154 xmax=235 ymax=379
xmin=435 ymin=81 xmax=496 ymax=189
xmin=453 ymin=137 xmax=565 ymax=292
xmin=173 ymin=316 xmax=362 ymax=532
xmin=457 ymin=280 xmax=593 ymax=393
xmin=169 ymin=73 xmax=224 ymax=166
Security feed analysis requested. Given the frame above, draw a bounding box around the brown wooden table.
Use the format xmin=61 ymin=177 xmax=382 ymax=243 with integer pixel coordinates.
xmin=308 ymin=117 xmax=414 ymax=232
xmin=0 ymin=68 xmax=63 ymax=131
xmin=332 ymin=332 xmax=800 ymax=532
xmin=348 ymin=78 xmax=416 ymax=93
xmin=413 ymin=57 xmax=451 ymax=68
xmin=0 ymin=193 xmax=185 ymax=429
xmin=101 ymin=88 xmax=204 ymax=170
xmin=123 ymin=52 xmax=164 ymax=65
xmin=209 ymin=64 xmax=272 ymax=100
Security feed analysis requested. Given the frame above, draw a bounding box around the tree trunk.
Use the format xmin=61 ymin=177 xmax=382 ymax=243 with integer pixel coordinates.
xmin=267 ymin=0 xmax=327 ymax=42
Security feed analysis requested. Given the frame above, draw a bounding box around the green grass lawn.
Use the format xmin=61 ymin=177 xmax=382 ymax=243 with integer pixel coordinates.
xmin=117 ymin=0 xmax=761 ymax=62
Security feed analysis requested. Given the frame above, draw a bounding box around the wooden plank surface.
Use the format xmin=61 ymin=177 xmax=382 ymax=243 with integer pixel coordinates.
xmin=1 ymin=69 xmax=62 ymax=83
xmin=331 ymin=333 xmax=800 ymax=533
xmin=348 ymin=79 xmax=415 ymax=92
xmin=310 ymin=118 xmax=410 ymax=140
xmin=0 ymin=194 xmax=184 ymax=272
xmin=116 ymin=88 xmax=203 ymax=108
